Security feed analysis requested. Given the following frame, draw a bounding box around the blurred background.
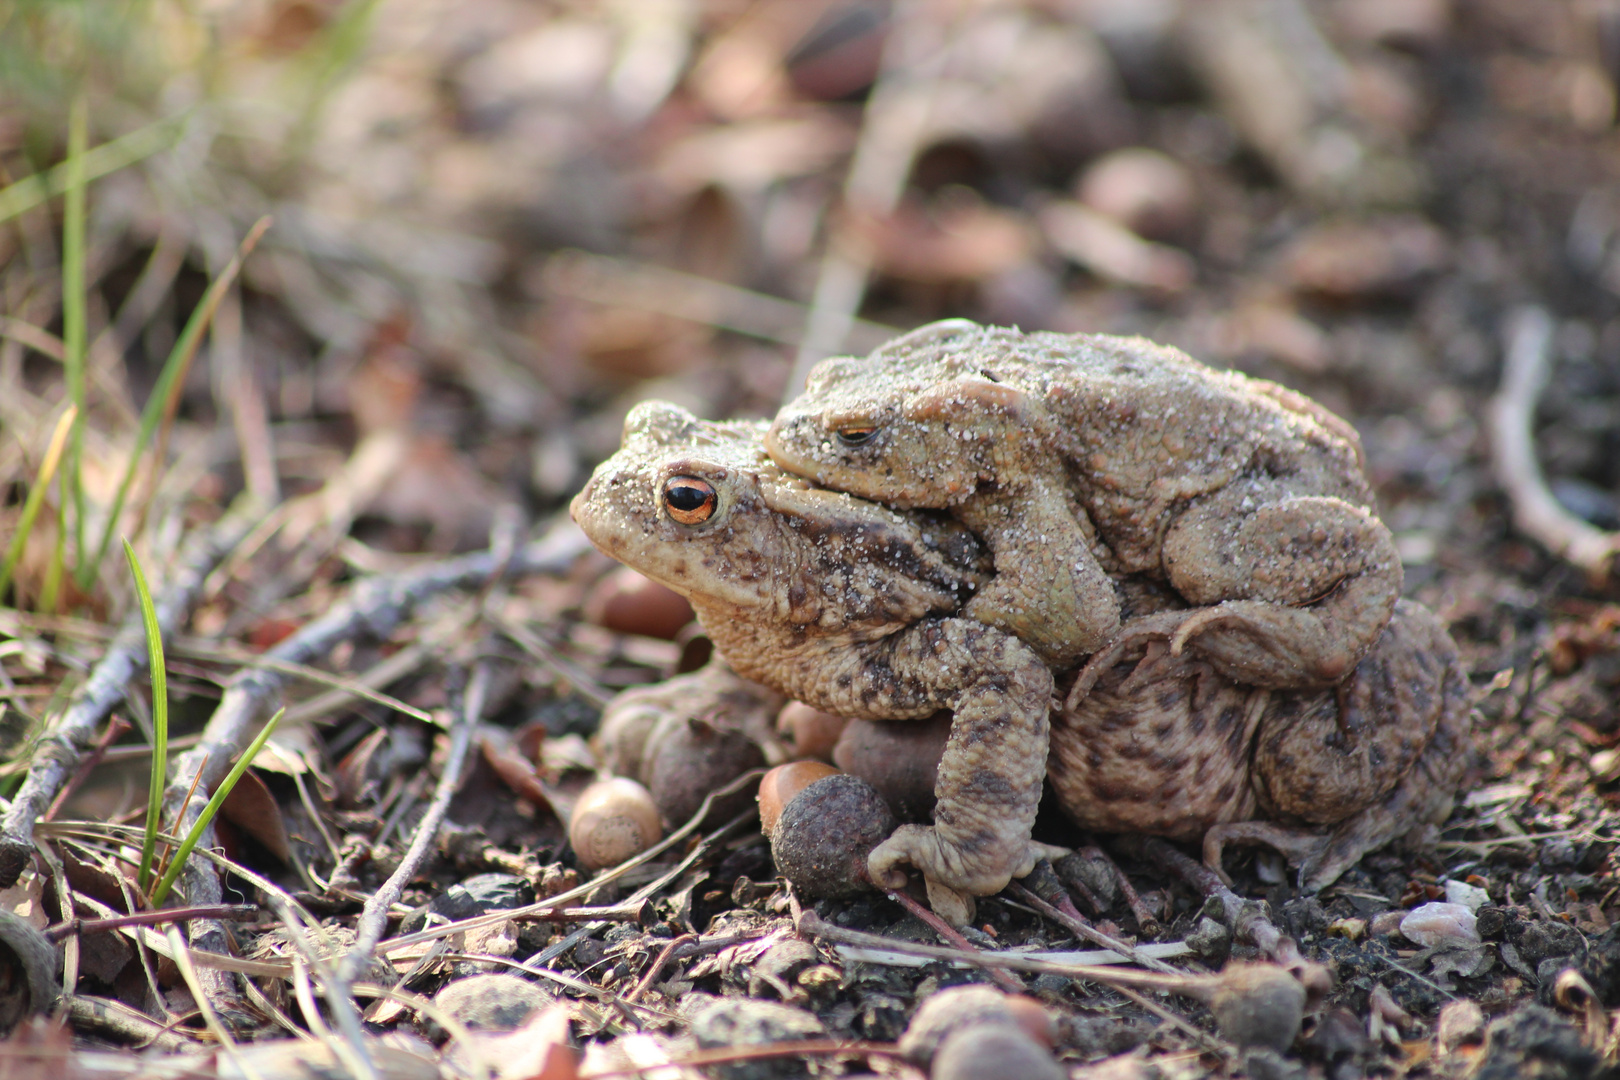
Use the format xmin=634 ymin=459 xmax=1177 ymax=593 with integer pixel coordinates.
xmin=2 ymin=0 xmax=1616 ymax=569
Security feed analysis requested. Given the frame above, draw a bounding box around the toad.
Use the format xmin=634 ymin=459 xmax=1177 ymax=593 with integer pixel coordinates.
xmin=766 ymin=320 xmax=1400 ymax=684
xmin=571 ymin=401 xmax=1051 ymax=922
xmin=572 ymin=402 xmax=1470 ymax=916
xmin=1053 ymin=597 xmax=1469 ymax=891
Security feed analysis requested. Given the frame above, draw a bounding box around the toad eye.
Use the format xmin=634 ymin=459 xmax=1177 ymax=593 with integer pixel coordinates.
xmin=836 ymin=426 xmax=878 ymax=446
xmin=662 ymin=477 xmax=717 ymax=524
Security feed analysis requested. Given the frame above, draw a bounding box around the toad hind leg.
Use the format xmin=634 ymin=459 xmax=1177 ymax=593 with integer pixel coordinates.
xmin=958 ymin=480 xmax=1120 ymax=668
xmin=1205 ymin=618 xmax=1472 ymax=890
xmin=1162 ymin=490 xmax=1402 ymax=689
xmin=858 ymin=619 xmax=1054 ymax=924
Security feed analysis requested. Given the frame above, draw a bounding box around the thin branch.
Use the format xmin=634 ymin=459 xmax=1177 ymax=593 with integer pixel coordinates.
xmin=333 ymin=663 xmax=485 ymax=986
xmin=1489 ymin=305 xmax=1620 ymax=581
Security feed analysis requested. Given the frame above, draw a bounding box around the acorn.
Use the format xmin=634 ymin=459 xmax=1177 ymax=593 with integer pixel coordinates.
xmin=583 ymin=566 xmax=694 ymax=640
xmin=758 ymin=761 xmax=841 ymax=838
xmin=643 ymin=716 xmax=766 ymax=827
xmin=900 ymin=986 xmax=1054 ymax=1067
xmin=776 ymin=702 xmax=849 ymax=762
xmin=932 ymin=1023 xmax=1065 ymax=1080
xmin=771 ymin=774 xmax=897 ymax=899
xmin=568 ymin=778 xmax=663 ymax=870
xmin=1204 ymin=963 xmax=1308 ymax=1052
xmin=832 ymin=713 xmax=950 ymax=821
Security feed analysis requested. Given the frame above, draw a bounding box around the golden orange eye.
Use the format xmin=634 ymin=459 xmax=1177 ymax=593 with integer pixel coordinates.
xmin=663 ymin=477 xmax=717 ymax=524
xmin=836 ymin=426 xmax=877 ymax=446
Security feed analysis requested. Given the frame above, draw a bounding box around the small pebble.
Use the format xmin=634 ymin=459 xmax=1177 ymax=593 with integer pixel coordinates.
xmin=899 ymin=986 xmax=1051 ymax=1065
xmin=1368 ymin=910 xmax=1406 ymax=937
xmin=569 ymin=777 xmax=663 ymax=870
xmin=1444 ymin=878 xmax=1490 ymax=912
xmin=832 ymin=714 xmax=950 ymax=821
xmin=432 ymin=974 xmax=553 ymax=1036
xmin=644 ymin=718 xmax=765 ymax=827
xmin=1435 ymin=999 xmax=1486 ymax=1053
xmin=1400 ymin=902 xmax=1481 ymax=947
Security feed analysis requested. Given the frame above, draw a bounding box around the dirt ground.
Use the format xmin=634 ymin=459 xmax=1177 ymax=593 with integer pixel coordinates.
xmin=2 ymin=0 xmax=1620 ymax=1077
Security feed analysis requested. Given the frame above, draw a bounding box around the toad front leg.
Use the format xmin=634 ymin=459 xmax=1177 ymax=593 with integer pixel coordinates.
xmin=1160 ymin=481 xmax=1402 ymax=689
xmin=957 ymin=480 xmax=1120 ymax=668
xmin=811 ymin=619 xmax=1053 ymax=925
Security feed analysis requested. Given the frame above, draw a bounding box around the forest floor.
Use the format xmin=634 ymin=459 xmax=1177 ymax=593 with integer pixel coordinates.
xmin=1 ymin=0 xmax=1619 ymax=1077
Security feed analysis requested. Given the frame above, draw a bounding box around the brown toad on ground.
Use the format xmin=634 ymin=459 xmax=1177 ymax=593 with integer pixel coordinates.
xmin=571 ymin=401 xmax=1470 ymax=916
xmin=571 ymin=401 xmax=1051 ymax=923
xmin=767 ymin=320 xmax=1400 ymax=683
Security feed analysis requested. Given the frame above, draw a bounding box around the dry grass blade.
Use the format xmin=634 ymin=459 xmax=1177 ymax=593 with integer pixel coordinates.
xmin=0 ymin=405 xmax=76 ymax=603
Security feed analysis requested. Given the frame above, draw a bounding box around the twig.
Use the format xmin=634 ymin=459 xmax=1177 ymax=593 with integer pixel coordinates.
xmin=1489 ymin=305 xmax=1620 ymax=581
xmin=1009 ymin=880 xmax=1181 ymax=975
xmin=160 ymin=521 xmax=591 ymax=831
xmin=883 ymin=887 xmax=1023 ymax=993
xmin=0 ymin=493 xmax=265 ymax=887
xmin=627 ymin=933 xmax=696 ymax=1003
xmin=64 ymin=995 xmax=198 ymax=1052
xmin=333 ymin=663 xmax=485 ymax=988
xmin=1085 ymin=842 xmax=1162 ymax=937
xmin=45 ymin=903 xmax=258 ymax=943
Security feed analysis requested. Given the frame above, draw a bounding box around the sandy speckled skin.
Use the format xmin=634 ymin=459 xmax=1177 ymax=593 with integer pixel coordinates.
xmin=767 ymin=321 xmax=1401 ymax=684
xmin=1052 ymin=598 xmax=1471 ymax=889
xmin=570 ymin=402 xmax=1051 ymax=922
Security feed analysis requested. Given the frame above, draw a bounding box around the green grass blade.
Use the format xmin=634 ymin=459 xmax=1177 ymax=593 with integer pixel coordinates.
xmin=0 ymin=114 xmax=185 ymax=225
xmin=150 ymin=708 xmax=285 ymax=907
xmin=40 ymin=468 xmax=65 ymax=613
xmin=124 ymin=538 xmax=167 ymax=892
xmin=0 ymin=405 xmax=77 ymax=603
xmin=63 ymin=92 xmax=88 ymax=575
xmin=80 ymin=216 xmax=272 ymax=588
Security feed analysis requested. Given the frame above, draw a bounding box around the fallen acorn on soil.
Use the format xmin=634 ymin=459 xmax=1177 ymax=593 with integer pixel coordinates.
xmin=758 ymin=760 xmax=841 ymax=837
xmin=830 ymin=713 xmax=951 ymax=822
xmin=775 ymin=701 xmax=849 ymax=762
xmin=770 ymin=773 xmax=897 ymax=898
xmin=568 ymin=777 xmax=662 ymax=870
xmin=583 ymin=565 xmax=694 ymax=640
xmin=899 ymin=986 xmax=1063 ymax=1080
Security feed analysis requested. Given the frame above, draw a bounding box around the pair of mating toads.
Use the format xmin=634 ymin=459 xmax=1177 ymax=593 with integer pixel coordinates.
xmin=571 ymin=320 xmax=1471 ymax=925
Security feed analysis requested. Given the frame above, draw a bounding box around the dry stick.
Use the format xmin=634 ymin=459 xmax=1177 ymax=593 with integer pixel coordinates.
xmin=784 ymin=0 xmax=952 ymax=398
xmin=1009 ymin=880 xmax=1181 ymax=976
xmin=65 ymin=994 xmax=198 ymax=1053
xmin=332 ymin=663 xmax=486 ymax=988
xmin=45 ymin=903 xmax=258 ymax=943
xmin=882 ymin=887 xmax=1024 ymax=994
xmin=1084 ymin=841 xmax=1162 ymax=937
xmin=1489 ymin=305 xmax=1620 ymax=581
xmin=798 ymin=909 xmax=1228 ymax=1054
xmin=0 ymin=493 xmax=266 ymax=888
